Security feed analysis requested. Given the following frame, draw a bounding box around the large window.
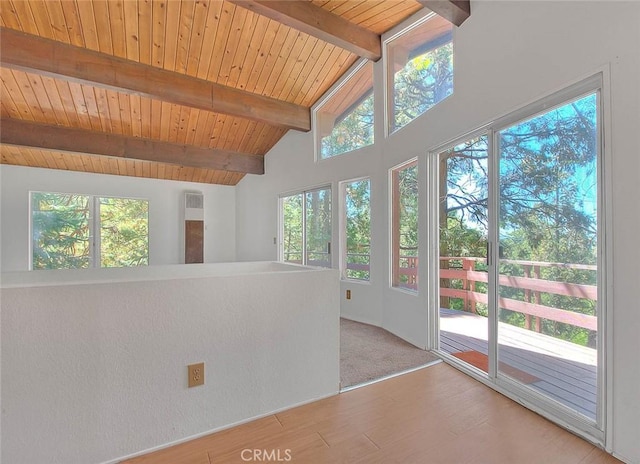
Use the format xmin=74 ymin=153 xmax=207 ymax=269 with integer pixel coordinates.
xmin=386 ymin=13 xmax=453 ymax=134
xmin=391 ymin=160 xmax=418 ymax=291
xmin=31 ymin=192 xmax=149 ymax=269
xmin=315 ymin=61 xmax=374 ymax=159
xmin=280 ymin=187 xmax=332 ymax=268
xmin=341 ymin=178 xmax=371 ymax=281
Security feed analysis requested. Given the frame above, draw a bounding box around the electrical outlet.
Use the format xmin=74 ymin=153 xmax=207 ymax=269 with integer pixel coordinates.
xmin=188 ymin=362 xmax=205 ymax=388
xmin=346 ymin=289 xmax=351 ymax=300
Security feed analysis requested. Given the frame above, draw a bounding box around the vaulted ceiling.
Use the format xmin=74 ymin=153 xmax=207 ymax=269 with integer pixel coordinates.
xmin=0 ymin=0 xmax=469 ymax=186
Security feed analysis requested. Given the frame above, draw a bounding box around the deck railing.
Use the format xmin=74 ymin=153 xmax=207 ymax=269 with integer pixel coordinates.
xmin=439 ymin=257 xmax=597 ymax=331
xmin=285 ymin=252 xmax=597 ymax=332
xmin=349 ymin=255 xmax=597 ymax=332
xmin=283 ymin=251 xmax=331 ymax=269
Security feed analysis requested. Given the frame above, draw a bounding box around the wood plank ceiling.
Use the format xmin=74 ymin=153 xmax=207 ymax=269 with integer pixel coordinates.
xmin=0 ymin=0 xmax=465 ymax=186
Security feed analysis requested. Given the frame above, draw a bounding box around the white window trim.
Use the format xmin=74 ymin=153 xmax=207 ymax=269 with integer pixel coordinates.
xmin=312 ymin=58 xmax=374 ymax=162
xmin=383 ymin=8 xmax=458 ymax=138
xmin=389 ymin=158 xmax=419 ymax=294
xmin=278 ymin=184 xmax=332 ymax=267
xmin=339 ymin=176 xmax=372 ymax=283
xmin=29 ymin=191 xmax=149 ymax=270
xmin=382 ymin=9 xmax=438 ymax=139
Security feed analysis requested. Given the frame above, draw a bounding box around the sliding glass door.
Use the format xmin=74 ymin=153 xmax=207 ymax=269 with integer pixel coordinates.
xmin=437 ymin=136 xmax=489 ymax=372
xmin=433 ymin=75 xmax=604 ymax=438
xmin=496 ymin=92 xmax=599 ymax=420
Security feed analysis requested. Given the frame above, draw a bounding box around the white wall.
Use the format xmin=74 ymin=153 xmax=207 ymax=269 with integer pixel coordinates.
xmin=236 ymin=2 xmax=640 ymax=463
xmin=1 ymin=263 xmax=340 ymax=464
xmin=0 ymin=165 xmax=237 ymax=271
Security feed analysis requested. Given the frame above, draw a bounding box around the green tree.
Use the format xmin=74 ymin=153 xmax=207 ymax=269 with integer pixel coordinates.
xmin=32 ymin=193 xmax=91 ymax=269
xmin=439 ymin=95 xmax=598 ymax=346
xmin=31 ymin=193 xmax=149 ymax=269
xmin=394 ymin=163 xmax=419 ymax=288
xmin=100 ymin=198 xmax=149 ymax=267
xmin=305 ymin=189 xmax=332 ymax=266
xmin=345 ymin=179 xmax=371 ymax=280
xmin=282 ymin=189 xmax=331 ymax=267
xmin=398 ymin=164 xmax=418 ymax=259
xmin=282 ymin=194 xmax=303 ymax=263
xmin=393 ymin=42 xmax=453 ymax=132
xmin=497 ymin=94 xmax=598 ymax=346
xmin=439 ymin=136 xmax=489 ymax=312
xmin=321 ymin=93 xmax=374 ymax=158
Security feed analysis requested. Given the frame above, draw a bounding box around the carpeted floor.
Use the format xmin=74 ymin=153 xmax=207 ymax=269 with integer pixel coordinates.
xmin=340 ymin=318 xmax=440 ymax=389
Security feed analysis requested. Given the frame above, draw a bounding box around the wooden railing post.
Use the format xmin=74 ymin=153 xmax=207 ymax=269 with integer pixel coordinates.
xmin=533 ymin=265 xmax=541 ymax=332
xmin=438 ymin=157 xmax=450 ymax=309
xmin=408 ymin=257 xmax=417 ymax=288
xmin=463 ymin=258 xmax=475 ymax=313
xmin=437 ymin=256 xmax=597 ymax=333
xmin=524 ymin=264 xmax=532 ymax=330
xmin=440 ymin=258 xmax=450 ymax=309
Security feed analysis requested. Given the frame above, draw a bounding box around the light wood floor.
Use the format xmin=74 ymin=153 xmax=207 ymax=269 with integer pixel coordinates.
xmin=121 ymin=363 xmax=620 ymax=464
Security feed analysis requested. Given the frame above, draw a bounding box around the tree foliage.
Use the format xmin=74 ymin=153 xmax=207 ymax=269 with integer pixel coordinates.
xmin=32 ymin=193 xmax=148 ymax=269
xmin=393 ymin=42 xmax=453 ymax=132
xmin=305 ymin=189 xmax=332 ymax=266
xmin=398 ymin=163 xmax=419 ymax=258
xmin=99 ymin=197 xmax=149 ymax=267
xmin=32 ymin=193 xmax=91 ymax=269
xmin=320 ymin=35 xmax=453 ymax=155
xmin=282 ymin=194 xmax=303 ymax=263
xmin=321 ymin=93 xmax=374 ymax=159
xmin=393 ymin=163 xmax=419 ymax=289
xmin=345 ymin=179 xmax=371 ymax=280
xmin=440 ymin=94 xmax=599 ymax=346
xmin=282 ymin=189 xmax=332 ymax=267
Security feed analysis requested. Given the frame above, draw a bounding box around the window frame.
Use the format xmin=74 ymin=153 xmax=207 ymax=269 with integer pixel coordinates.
xmin=278 ymin=185 xmax=332 ymax=268
xmin=29 ymin=191 xmax=149 ymax=270
xmin=383 ymin=9 xmax=454 ymax=137
xmin=312 ymin=58 xmax=375 ymax=162
xmin=390 ymin=158 xmax=419 ymax=293
xmin=339 ymin=177 xmax=372 ymax=282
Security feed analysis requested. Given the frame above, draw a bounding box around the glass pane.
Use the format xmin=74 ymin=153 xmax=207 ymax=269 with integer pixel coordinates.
xmin=392 ymin=162 xmax=418 ymax=290
xmin=388 ymin=16 xmax=453 ymax=134
xmin=318 ymin=62 xmax=374 ymax=158
xmin=282 ymin=194 xmax=303 ymax=264
xmin=305 ymin=188 xmax=332 ymax=268
xmin=344 ymin=179 xmax=371 ymax=280
xmin=31 ymin=192 xmax=91 ymax=269
xmin=437 ymin=136 xmax=489 ymax=372
xmin=498 ymin=93 xmax=599 ymax=420
xmin=99 ymin=197 xmax=149 ymax=267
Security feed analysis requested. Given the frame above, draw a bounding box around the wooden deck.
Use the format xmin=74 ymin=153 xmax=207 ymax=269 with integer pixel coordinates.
xmin=440 ymin=308 xmax=597 ymax=419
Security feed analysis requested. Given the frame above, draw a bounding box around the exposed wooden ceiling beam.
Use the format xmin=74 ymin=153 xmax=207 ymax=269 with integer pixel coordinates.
xmin=228 ymin=0 xmax=381 ymax=61
xmin=0 ymin=27 xmax=310 ymax=132
xmin=418 ymin=1 xmax=471 ymax=26
xmin=0 ymin=118 xmax=265 ymax=175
